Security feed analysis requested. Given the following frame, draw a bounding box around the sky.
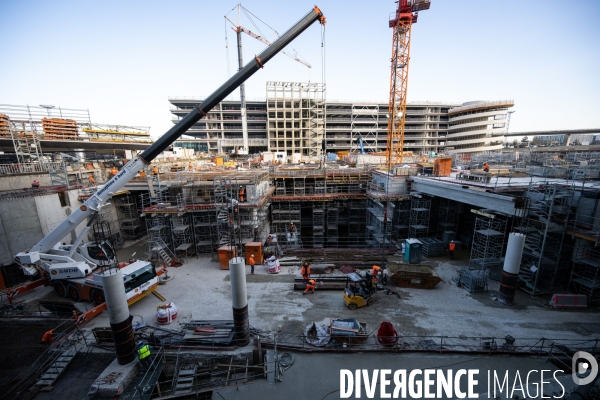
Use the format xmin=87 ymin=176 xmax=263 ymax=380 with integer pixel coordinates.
xmin=1 ymin=0 xmax=599 ymax=139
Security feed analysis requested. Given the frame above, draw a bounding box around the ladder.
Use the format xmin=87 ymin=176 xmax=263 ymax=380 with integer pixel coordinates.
xmin=35 ymin=346 xmax=76 ymax=387
xmin=172 ymin=364 xmax=196 ymax=395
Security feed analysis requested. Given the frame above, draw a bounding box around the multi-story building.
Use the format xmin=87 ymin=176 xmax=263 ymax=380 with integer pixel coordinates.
xmin=446 ymin=100 xmax=514 ymax=154
xmin=170 ymin=82 xmax=513 ymax=156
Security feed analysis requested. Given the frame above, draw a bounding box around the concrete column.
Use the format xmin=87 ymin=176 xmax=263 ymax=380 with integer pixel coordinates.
xmin=229 ymin=256 xmax=250 ymax=346
xmin=498 ymin=233 xmax=526 ymax=305
xmin=101 ymin=270 xmax=136 ymax=364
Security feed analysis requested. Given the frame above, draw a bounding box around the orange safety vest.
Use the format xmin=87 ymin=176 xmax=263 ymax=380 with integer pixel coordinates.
xmin=140 ymin=170 xmax=146 ymax=178
xmin=249 ymin=257 xmax=255 ymax=266
xmin=301 ymin=265 xmax=311 ymax=276
xmin=449 ymin=242 xmax=456 ymax=251
xmin=153 ymin=166 xmax=158 ymax=175
xmin=308 ymin=279 xmax=316 ymax=287
xmin=111 ymin=167 xmax=118 ymax=175
xmin=371 ymin=266 xmax=381 ymax=275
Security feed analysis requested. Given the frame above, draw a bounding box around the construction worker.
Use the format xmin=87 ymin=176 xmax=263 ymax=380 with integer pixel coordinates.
xmin=371 ymin=265 xmax=381 ymax=283
xmin=137 ymin=341 xmax=153 ymax=370
xmin=41 ymin=329 xmax=54 ymax=344
xmin=110 ymin=166 xmax=118 ymax=176
xmin=31 ymin=180 xmax=40 ymax=190
xmin=290 ymin=223 xmax=295 ymax=233
xmin=239 ymin=186 xmax=245 ymax=202
xmin=253 ymin=226 xmax=259 ymax=242
xmin=188 ymin=162 xmax=193 ymax=171
xmin=449 ymin=240 xmax=456 ymax=260
xmin=267 ymin=235 xmax=273 ymax=243
xmin=153 ymin=166 xmax=159 ymax=176
xmin=88 ymin=174 xmax=96 ymax=186
xmin=249 ymin=254 xmax=255 ymax=275
xmin=303 ymin=278 xmax=316 ymax=295
xmin=301 ymin=261 xmax=311 ymax=283
xmin=483 ymin=162 xmax=490 ymax=173
xmin=139 ymin=169 xmax=146 ymax=178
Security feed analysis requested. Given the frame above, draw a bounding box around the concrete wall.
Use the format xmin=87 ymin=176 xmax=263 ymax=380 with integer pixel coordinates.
xmin=0 ymin=173 xmax=52 ymax=191
xmin=0 ymin=189 xmax=86 ymax=266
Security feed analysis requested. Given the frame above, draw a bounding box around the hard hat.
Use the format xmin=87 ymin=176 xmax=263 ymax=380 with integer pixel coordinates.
xmin=251 ymin=254 xmax=254 ymax=257
xmin=137 ymin=341 xmax=144 ymax=348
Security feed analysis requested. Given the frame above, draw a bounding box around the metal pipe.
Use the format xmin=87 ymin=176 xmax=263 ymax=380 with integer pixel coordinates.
xmin=101 ymin=270 xmax=136 ymax=364
xmin=229 ymin=256 xmax=249 ymax=346
xmin=498 ymin=232 xmax=526 ymax=305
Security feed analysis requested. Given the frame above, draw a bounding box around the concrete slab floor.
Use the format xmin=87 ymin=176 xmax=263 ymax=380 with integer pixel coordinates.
xmin=16 ymin=244 xmax=600 ymax=346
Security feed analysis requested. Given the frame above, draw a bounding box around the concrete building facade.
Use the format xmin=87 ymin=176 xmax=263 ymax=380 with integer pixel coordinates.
xmin=170 ymin=82 xmax=514 ymax=156
xmin=446 ymin=100 xmax=514 ymax=154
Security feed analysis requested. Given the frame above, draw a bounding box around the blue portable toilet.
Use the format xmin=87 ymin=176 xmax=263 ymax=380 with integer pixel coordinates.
xmin=405 ymin=239 xmax=422 ymax=264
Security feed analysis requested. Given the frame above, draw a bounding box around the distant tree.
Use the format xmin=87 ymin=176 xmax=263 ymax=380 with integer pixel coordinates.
xmin=521 ymin=136 xmax=529 ymax=143
xmin=572 ymin=139 xmax=582 ymax=146
xmin=512 ymin=139 xmax=518 ymax=147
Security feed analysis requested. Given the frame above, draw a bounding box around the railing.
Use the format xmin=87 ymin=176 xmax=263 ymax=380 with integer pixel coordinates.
xmin=0 ymin=161 xmax=64 ymax=174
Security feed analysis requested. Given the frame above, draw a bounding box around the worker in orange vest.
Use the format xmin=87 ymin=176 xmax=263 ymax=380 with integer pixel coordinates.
xmin=483 ymin=162 xmax=490 ymax=173
xmin=301 ymin=261 xmax=311 ymax=283
xmin=371 ymin=265 xmax=381 ymax=283
xmin=31 ymin=180 xmax=40 ymax=190
xmin=239 ymin=186 xmax=245 ymax=202
xmin=152 ymin=166 xmax=159 ymax=175
xmin=249 ymin=254 xmax=255 ymax=275
xmin=449 ymin=240 xmax=456 ymax=260
xmin=41 ymin=330 xmax=54 ymax=344
xmin=110 ymin=166 xmax=118 ymax=176
xmin=303 ymin=279 xmax=316 ymax=295
xmin=139 ymin=170 xmax=146 ymax=178
xmin=88 ymin=174 xmax=96 ymax=186
xmin=290 ymin=223 xmax=295 ymax=233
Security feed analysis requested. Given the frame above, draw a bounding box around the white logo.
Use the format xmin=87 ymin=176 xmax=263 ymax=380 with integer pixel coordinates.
xmin=572 ymin=351 xmax=598 ymax=385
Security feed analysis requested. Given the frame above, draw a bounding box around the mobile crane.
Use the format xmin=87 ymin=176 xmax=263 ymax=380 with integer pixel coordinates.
xmin=9 ymin=6 xmax=326 ymax=315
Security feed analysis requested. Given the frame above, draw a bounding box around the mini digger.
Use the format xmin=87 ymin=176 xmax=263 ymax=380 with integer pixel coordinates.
xmin=343 ymin=271 xmax=377 ymax=310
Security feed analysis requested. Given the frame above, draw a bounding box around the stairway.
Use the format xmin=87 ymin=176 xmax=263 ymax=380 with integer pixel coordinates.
xmin=173 ymin=365 xmax=196 ymax=396
xmin=35 ymin=347 xmax=76 ymax=387
xmin=48 ymin=163 xmax=69 ymax=187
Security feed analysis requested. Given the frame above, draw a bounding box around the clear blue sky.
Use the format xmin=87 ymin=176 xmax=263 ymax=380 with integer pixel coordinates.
xmin=1 ymin=0 xmax=599 ymax=138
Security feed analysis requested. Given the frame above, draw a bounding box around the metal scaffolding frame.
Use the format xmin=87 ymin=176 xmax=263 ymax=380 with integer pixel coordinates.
xmin=171 ymin=214 xmax=193 ymax=260
xmin=348 ymin=200 xmax=367 ymax=247
xmin=193 ymin=210 xmax=218 ymax=253
xmin=312 ymin=202 xmax=325 ymax=248
xmin=214 ymin=177 xmax=240 ymax=250
xmin=326 ymin=202 xmax=339 ymax=247
xmin=409 ymin=195 xmax=431 ymax=238
xmin=437 ymin=198 xmax=458 ymax=243
xmin=366 ymin=199 xmax=394 ymax=248
xmin=115 ymin=194 xmax=144 ymax=240
xmin=468 ymin=212 xmax=507 ymax=280
xmin=517 ymin=183 xmax=574 ymax=296
xmin=271 ymin=201 xmax=301 ymax=248
xmin=569 ymin=246 xmax=600 ymax=304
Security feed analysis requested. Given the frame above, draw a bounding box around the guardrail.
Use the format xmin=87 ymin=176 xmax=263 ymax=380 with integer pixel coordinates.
xmin=0 ymin=162 xmax=64 ymax=174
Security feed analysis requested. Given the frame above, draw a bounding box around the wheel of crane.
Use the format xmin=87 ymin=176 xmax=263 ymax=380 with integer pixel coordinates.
xmin=53 ymin=280 xmax=67 ymax=298
xmin=67 ymin=284 xmax=81 ymax=302
xmin=90 ymin=289 xmax=105 ymax=305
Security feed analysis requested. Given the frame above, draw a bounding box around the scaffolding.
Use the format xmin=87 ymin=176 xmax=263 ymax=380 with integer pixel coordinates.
xmin=271 ymin=201 xmax=301 ymax=248
xmin=146 ymin=215 xmax=172 ymax=257
xmin=171 ymin=214 xmax=193 ymax=260
xmin=569 ymin=246 xmax=600 ymax=304
xmin=392 ymin=199 xmax=411 ymax=240
xmin=437 ymin=198 xmax=458 ymax=243
xmin=326 ymin=202 xmax=340 ymax=247
xmin=348 ymin=200 xmax=367 ymax=247
xmin=313 ymin=202 xmax=325 ymax=248
xmin=115 ymin=194 xmax=144 ymax=240
xmin=213 ymin=177 xmax=240 ymax=250
xmin=409 ymin=195 xmax=431 ymax=238
xmin=517 ymin=183 xmax=574 ymax=296
xmin=366 ymin=199 xmax=394 ymax=248
xmin=193 ymin=210 xmax=217 ymax=253
xmin=469 ymin=211 xmax=507 ymax=280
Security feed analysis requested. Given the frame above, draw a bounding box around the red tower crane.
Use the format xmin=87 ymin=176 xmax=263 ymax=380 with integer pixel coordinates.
xmin=386 ymin=0 xmax=430 ymax=169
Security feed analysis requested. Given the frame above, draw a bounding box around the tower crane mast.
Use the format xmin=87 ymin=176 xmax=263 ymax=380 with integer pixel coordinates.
xmin=386 ymin=0 xmax=430 ymax=170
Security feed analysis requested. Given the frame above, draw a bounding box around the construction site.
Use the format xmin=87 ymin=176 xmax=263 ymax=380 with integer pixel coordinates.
xmin=1 ymin=1 xmax=600 ymax=400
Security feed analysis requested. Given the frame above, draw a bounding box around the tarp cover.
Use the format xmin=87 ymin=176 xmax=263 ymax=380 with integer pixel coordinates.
xmin=304 ymin=322 xmax=330 ymax=347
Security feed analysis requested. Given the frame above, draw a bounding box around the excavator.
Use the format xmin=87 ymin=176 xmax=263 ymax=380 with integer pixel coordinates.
xmin=8 ymin=6 xmax=327 ymax=321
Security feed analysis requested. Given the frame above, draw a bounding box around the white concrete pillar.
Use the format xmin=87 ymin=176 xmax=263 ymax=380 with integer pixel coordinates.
xmin=498 ymin=233 xmax=526 ymax=305
xmin=101 ymin=270 xmax=135 ymax=364
xmin=229 ymin=257 xmax=250 ymax=346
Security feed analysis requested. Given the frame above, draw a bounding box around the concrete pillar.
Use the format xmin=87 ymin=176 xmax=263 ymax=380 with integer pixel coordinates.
xmin=498 ymin=233 xmax=526 ymax=305
xmin=101 ymin=270 xmax=136 ymax=364
xmin=229 ymin=256 xmax=250 ymax=346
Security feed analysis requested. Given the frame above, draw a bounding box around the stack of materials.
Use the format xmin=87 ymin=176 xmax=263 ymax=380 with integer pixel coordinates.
xmin=42 ymin=118 xmax=79 ymax=139
xmin=175 ymin=320 xmax=235 ymax=347
xmin=420 ymin=237 xmax=445 ymax=257
xmin=329 ymin=318 xmax=368 ymax=344
xmin=0 ymin=114 xmax=9 ymax=137
xmin=453 ymin=268 xmax=487 ymax=293
xmin=387 ymin=263 xmax=442 ymax=289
